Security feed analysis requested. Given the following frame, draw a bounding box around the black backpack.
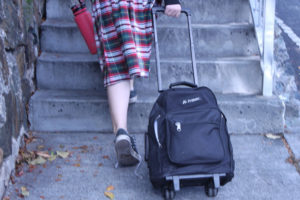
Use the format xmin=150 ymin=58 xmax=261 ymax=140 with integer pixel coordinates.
xmin=145 ymin=82 xmax=235 ymax=196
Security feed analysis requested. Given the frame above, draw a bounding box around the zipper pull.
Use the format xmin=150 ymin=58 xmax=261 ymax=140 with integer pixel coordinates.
xmin=175 ymin=122 xmax=181 ymax=132
xmin=154 ymin=115 xmax=162 ymax=148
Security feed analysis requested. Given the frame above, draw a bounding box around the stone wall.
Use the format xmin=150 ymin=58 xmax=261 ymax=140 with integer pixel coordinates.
xmin=274 ymin=24 xmax=298 ymax=100
xmin=0 ymin=0 xmax=46 ymax=197
xmin=274 ymin=24 xmax=300 ymax=133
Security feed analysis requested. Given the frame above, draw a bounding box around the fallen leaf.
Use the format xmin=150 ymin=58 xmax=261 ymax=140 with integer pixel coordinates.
xmin=28 ymin=168 xmax=34 ymax=173
xmin=56 ymin=151 xmax=70 ymax=159
xmin=98 ymin=163 xmax=103 ymax=167
xmin=29 ymin=156 xmax=47 ymax=165
xmin=55 ymin=178 xmax=62 ymax=182
xmin=40 ymin=195 xmax=45 ymax=199
xmin=104 ymin=191 xmax=114 ymax=200
xmin=15 ymin=170 xmax=24 ymax=177
xmin=29 ymin=164 xmax=36 ymax=169
xmin=73 ymin=163 xmax=81 ymax=167
xmin=43 ymin=164 xmax=47 ymax=168
xmin=22 ymin=151 xmax=35 ymax=162
xmin=48 ymin=152 xmax=57 ymax=162
xmin=10 ymin=175 xmax=16 ymax=184
xmin=24 ymin=135 xmax=35 ymax=145
xmin=21 ymin=186 xmax=29 ymax=197
xmin=58 ymin=174 xmax=63 ymax=178
xmin=106 ymin=185 xmax=115 ymax=191
xmin=265 ymin=134 xmax=281 ymax=140
xmin=37 ymin=151 xmax=51 ymax=158
xmin=59 ymin=144 xmax=65 ymax=149
xmin=72 ymin=145 xmax=88 ymax=150
xmin=27 ymin=164 xmax=36 ymax=172
xmin=93 ymin=136 xmax=98 ymax=140
xmin=103 ymin=155 xmax=110 ymax=160
xmin=37 ymin=145 xmax=45 ymax=150
xmin=59 ymin=195 xmax=64 ymax=199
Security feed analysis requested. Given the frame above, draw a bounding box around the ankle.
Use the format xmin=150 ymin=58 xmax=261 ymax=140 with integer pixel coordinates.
xmin=115 ymin=127 xmax=127 ymax=134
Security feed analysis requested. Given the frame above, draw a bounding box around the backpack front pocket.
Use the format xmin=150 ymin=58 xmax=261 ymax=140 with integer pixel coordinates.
xmin=166 ymin=109 xmax=225 ymax=165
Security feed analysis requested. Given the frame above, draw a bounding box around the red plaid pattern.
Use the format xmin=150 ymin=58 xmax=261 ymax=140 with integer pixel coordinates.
xmin=92 ymin=0 xmax=155 ymax=87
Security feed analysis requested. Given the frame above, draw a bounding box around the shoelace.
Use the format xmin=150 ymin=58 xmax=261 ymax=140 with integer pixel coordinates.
xmin=129 ymin=135 xmax=138 ymax=153
xmin=129 ymin=136 xmax=143 ymax=178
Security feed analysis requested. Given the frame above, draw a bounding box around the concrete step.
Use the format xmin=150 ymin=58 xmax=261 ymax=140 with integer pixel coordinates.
xmin=4 ymin=133 xmax=300 ymax=199
xmin=37 ymin=52 xmax=263 ymax=95
xmin=29 ymin=89 xmax=284 ymax=134
xmin=47 ymin=0 xmax=251 ymax=24
xmin=40 ymin=19 xmax=259 ymax=57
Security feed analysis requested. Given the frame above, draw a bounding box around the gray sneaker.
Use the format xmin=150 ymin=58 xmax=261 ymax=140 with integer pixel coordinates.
xmin=114 ymin=129 xmax=140 ymax=166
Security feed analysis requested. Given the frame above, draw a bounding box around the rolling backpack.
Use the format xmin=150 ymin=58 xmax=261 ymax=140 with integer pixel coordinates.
xmin=144 ymin=7 xmax=235 ymax=199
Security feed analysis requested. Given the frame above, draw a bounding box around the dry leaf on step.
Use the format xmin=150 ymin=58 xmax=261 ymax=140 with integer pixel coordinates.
xmin=21 ymin=186 xmax=29 ymax=197
xmin=57 ymin=151 xmax=70 ymax=159
xmin=265 ymin=134 xmax=281 ymax=140
xmin=104 ymin=191 xmax=114 ymax=200
xmin=36 ymin=151 xmax=51 ymax=158
xmin=29 ymin=156 xmax=47 ymax=165
xmin=106 ymin=185 xmax=115 ymax=191
xmin=37 ymin=145 xmax=45 ymax=150
xmin=48 ymin=152 xmax=57 ymax=162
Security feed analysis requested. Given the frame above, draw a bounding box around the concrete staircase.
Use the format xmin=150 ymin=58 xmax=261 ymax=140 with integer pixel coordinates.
xmin=29 ymin=0 xmax=284 ymax=134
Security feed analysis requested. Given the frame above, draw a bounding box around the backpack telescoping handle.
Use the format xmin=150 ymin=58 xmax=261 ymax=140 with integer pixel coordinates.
xmin=152 ymin=7 xmax=199 ymax=92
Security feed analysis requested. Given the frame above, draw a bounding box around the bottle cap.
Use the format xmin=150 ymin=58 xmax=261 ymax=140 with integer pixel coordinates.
xmin=71 ymin=4 xmax=81 ymax=13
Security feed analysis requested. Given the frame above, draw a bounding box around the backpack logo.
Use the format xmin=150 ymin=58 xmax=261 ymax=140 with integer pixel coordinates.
xmin=182 ymin=97 xmax=201 ymax=105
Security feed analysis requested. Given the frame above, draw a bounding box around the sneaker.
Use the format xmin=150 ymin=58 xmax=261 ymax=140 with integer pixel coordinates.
xmin=129 ymin=90 xmax=137 ymax=104
xmin=114 ymin=129 xmax=140 ymax=166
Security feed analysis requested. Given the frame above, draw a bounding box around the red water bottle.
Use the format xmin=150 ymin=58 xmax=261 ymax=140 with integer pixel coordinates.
xmin=71 ymin=0 xmax=97 ymax=54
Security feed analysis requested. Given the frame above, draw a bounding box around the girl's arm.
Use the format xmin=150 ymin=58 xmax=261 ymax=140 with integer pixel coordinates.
xmin=164 ymin=0 xmax=181 ymax=18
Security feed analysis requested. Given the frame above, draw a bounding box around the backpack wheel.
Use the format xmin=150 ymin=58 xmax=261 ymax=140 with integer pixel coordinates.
xmin=205 ymin=184 xmax=218 ymax=197
xmin=169 ymin=190 xmax=175 ymax=199
xmin=163 ymin=188 xmax=175 ymax=200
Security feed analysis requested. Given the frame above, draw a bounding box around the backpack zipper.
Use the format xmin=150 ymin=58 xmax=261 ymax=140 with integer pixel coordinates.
xmin=175 ymin=122 xmax=182 ymax=132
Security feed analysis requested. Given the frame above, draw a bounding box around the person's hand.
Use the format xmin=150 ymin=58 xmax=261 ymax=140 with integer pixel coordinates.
xmin=165 ymin=4 xmax=181 ymax=18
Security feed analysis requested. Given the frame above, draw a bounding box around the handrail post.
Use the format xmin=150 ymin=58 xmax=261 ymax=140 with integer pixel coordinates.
xmin=262 ymin=0 xmax=276 ymax=96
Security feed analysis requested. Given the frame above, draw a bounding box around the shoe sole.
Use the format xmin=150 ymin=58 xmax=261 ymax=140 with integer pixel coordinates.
xmin=115 ymin=135 xmax=139 ymax=166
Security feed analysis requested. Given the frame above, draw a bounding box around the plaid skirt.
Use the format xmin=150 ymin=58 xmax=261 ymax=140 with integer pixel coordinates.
xmin=92 ymin=0 xmax=155 ymax=87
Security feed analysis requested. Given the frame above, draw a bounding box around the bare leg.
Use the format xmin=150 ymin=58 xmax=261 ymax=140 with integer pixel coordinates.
xmin=108 ymin=79 xmax=140 ymax=166
xmin=107 ymin=80 xmax=130 ymax=134
xmin=130 ymin=78 xmax=134 ymax=91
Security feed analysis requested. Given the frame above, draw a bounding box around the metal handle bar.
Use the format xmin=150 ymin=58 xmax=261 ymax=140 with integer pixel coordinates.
xmin=152 ymin=6 xmax=198 ymax=92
